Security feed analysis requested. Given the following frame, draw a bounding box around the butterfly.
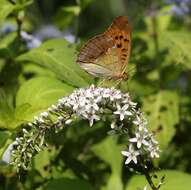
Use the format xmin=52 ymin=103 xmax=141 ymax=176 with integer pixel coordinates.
xmin=76 ymin=16 xmax=131 ymax=81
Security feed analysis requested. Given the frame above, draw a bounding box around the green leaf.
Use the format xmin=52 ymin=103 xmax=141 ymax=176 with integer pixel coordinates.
xmin=79 ymin=0 xmax=95 ymax=9
xmin=17 ymin=39 xmax=93 ymax=87
xmin=0 ymin=131 xmax=11 ymax=158
xmin=0 ymin=0 xmax=33 ymax=24
xmin=160 ymin=31 xmax=191 ymax=69
xmin=43 ymin=178 xmax=94 ymax=190
xmin=126 ymin=170 xmax=191 ymax=190
xmin=54 ymin=6 xmax=80 ymax=29
xmin=15 ymin=76 xmax=74 ymax=125
xmin=145 ymin=5 xmax=173 ymax=34
xmin=142 ymin=91 xmax=179 ymax=149
xmin=34 ymin=147 xmax=58 ymax=178
xmin=0 ymin=131 xmax=10 ymax=148
xmin=0 ymin=0 xmax=14 ymax=24
xmin=0 ymin=32 xmax=18 ymax=58
xmin=0 ymin=90 xmax=15 ymax=129
xmin=23 ymin=63 xmax=57 ymax=78
xmin=101 ymin=173 xmax=123 ymax=190
xmin=92 ymin=136 xmax=123 ymax=190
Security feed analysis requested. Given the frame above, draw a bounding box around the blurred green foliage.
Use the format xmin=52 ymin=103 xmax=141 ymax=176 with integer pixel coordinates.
xmin=0 ymin=0 xmax=191 ymax=189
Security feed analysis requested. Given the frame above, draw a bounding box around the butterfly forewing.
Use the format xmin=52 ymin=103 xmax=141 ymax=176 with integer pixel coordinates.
xmin=77 ymin=16 xmax=131 ymax=79
xmin=105 ymin=16 xmax=131 ymax=74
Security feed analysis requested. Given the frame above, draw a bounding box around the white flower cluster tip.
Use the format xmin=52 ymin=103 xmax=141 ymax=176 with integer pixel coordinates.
xmin=10 ymin=85 xmax=160 ymax=171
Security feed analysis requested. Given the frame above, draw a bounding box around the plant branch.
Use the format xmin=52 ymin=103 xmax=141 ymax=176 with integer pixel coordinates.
xmin=139 ymin=156 xmax=159 ymax=190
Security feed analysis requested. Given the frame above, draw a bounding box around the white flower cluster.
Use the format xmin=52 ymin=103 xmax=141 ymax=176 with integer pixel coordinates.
xmin=50 ymin=85 xmax=136 ymax=127
xmin=10 ymin=85 xmax=160 ymax=171
xmin=122 ymin=112 xmax=160 ymax=165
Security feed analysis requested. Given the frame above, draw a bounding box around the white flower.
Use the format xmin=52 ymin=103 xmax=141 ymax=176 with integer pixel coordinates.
xmin=58 ymin=116 xmax=64 ymax=121
xmin=143 ymin=186 xmax=147 ymax=190
xmin=65 ymin=119 xmax=72 ymax=125
xmin=34 ymin=116 xmax=44 ymax=124
xmin=28 ymin=122 xmax=33 ymax=127
xmin=89 ymin=114 xmax=100 ymax=127
xmin=109 ymin=89 xmax=122 ymax=101
xmin=122 ymin=94 xmax=136 ymax=106
xmin=48 ymin=104 xmax=57 ymax=112
xmin=85 ymin=99 xmax=99 ymax=111
xmin=114 ymin=104 xmax=132 ymax=120
xmin=150 ymin=135 xmax=159 ymax=145
xmin=133 ymin=115 xmax=147 ymax=131
xmin=102 ymin=88 xmax=122 ymax=101
xmin=22 ymin=128 xmax=28 ymax=134
xmin=121 ymin=144 xmax=140 ymax=164
xmin=147 ymin=144 xmax=160 ymax=158
xmin=111 ymin=121 xmax=117 ymax=129
xmin=40 ymin=112 xmax=49 ymax=118
xmin=129 ymin=132 xmax=149 ymax=149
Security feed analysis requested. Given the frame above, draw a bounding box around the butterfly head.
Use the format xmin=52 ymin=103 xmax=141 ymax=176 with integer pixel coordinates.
xmin=113 ymin=16 xmax=129 ymax=30
xmin=111 ymin=72 xmax=128 ymax=80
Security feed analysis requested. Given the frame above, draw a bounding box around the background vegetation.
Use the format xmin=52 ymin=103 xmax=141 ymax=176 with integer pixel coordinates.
xmin=0 ymin=0 xmax=191 ymax=189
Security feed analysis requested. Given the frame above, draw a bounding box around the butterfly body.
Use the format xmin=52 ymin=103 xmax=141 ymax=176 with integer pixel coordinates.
xmin=77 ymin=16 xmax=131 ymax=80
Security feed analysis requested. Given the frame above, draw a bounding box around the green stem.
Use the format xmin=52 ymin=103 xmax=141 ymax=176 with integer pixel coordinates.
xmin=16 ymin=15 xmax=22 ymax=42
xmin=74 ymin=15 xmax=80 ymax=43
xmin=139 ymin=157 xmax=159 ymax=190
xmin=152 ymin=16 xmax=159 ymax=58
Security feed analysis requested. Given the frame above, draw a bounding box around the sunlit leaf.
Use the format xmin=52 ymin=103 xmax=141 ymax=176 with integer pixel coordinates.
xmin=0 ymin=32 xmax=18 ymax=58
xmin=0 ymin=90 xmax=15 ymax=129
xmin=145 ymin=5 xmax=173 ymax=34
xmin=17 ymin=39 xmax=93 ymax=87
xmin=0 ymin=131 xmax=10 ymax=148
xmin=15 ymin=76 xmax=74 ymax=125
xmin=142 ymin=91 xmax=179 ymax=149
xmin=92 ymin=136 xmax=123 ymax=190
xmin=34 ymin=147 xmax=58 ymax=178
xmin=0 ymin=0 xmax=33 ymax=24
xmin=161 ymin=31 xmax=191 ymax=69
xmin=54 ymin=6 xmax=80 ymax=29
xmin=126 ymin=170 xmax=191 ymax=190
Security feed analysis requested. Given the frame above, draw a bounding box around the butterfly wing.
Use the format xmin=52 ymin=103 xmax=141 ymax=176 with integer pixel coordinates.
xmin=77 ymin=16 xmax=131 ymax=79
xmin=77 ymin=34 xmax=118 ymax=78
xmin=105 ymin=16 xmax=131 ymax=74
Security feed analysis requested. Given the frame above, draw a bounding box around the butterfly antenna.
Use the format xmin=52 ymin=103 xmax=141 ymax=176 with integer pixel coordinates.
xmin=127 ymin=65 xmax=136 ymax=79
xmin=97 ymin=79 xmax=106 ymax=87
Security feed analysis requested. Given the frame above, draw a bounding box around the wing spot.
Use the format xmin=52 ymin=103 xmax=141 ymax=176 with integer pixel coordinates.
xmin=117 ymin=44 xmax=122 ymax=48
xmin=115 ymin=36 xmax=119 ymax=40
xmin=119 ymin=35 xmax=123 ymax=39
xmin=124 ymin=38 xmax=129 ymax=42
xmin=122 ymin=48 xmax=127 ymax=52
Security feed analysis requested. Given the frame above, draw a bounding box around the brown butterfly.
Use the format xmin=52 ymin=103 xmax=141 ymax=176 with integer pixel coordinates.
xmin=76 ymin=16 xmax=131 ymax=80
